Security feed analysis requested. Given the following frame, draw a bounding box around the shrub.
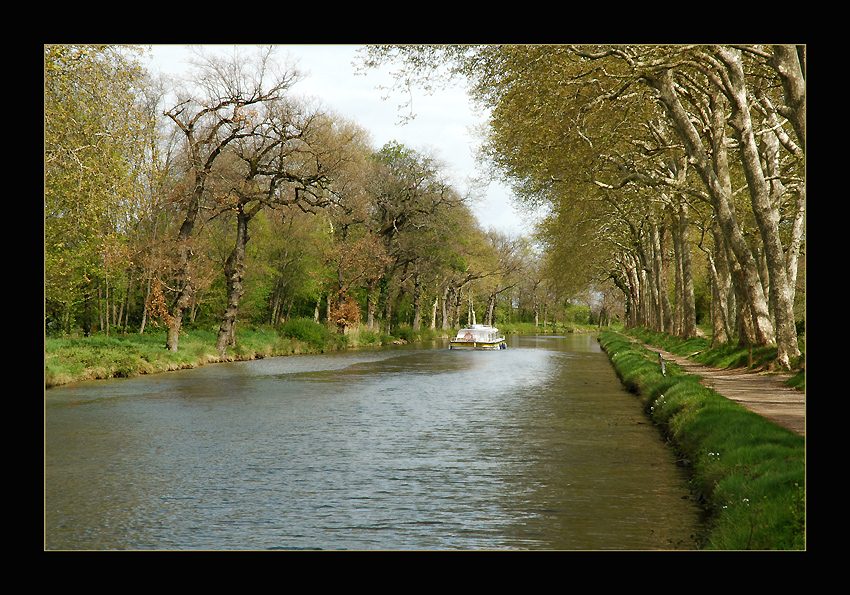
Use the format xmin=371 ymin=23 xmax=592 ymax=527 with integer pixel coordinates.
xmin=355 ymin=329 xmax=381 ymax=345
xmin=394 ymin=325 xmax=415 ymax=343
xmin=279 ymin=317 xmax=331 ymax=349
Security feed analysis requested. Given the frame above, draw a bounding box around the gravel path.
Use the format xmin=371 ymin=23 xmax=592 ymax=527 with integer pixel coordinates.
xmin=652 ymin=347 xmax=806 ymax=437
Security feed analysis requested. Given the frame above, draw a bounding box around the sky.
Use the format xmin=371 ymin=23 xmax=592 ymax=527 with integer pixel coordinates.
xmin=141 ymin=44 xmax=538 ymax=237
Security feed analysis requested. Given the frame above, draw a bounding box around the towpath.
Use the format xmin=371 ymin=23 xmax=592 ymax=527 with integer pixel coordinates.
xmin=648 ymin=345 xmax=806 ymax=437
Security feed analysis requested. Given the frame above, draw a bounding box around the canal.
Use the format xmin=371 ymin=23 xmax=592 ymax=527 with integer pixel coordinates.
xmin=44 ymin=333 xmax=702 ymax=550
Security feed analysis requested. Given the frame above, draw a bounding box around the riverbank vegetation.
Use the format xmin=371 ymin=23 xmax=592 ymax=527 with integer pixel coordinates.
xmin=46 ymin=44 xmax=804 ymax=375
xmin=44 ymin=321 xmax=446 ymax=388
xmin=44 ymin=318 xmax=602 ymax=388
xmin=598 ymin=330 xmax=804 ymax=550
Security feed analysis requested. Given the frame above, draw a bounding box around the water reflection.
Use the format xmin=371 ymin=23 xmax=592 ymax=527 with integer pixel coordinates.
xmin=45 ymin=334 xmax=701 ymax=550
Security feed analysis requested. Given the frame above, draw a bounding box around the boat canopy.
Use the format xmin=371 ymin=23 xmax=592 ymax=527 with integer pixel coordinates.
xmin=454 ymin=324 xmax=503 ymax=342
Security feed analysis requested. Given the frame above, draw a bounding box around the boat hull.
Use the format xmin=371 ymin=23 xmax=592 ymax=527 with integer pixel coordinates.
xmin=449 ymin=340 xmax=506 ymax=350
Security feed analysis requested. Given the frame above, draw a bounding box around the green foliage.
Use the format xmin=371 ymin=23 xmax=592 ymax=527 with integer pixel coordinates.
xmin=44 ymin=45 xmax=151 ymax=329
xmin=563 ymin=303 xmax=591 ymax=325
xmin=692 ymin=276 xmax=711 ymax=326
xmin=279 ymin=317 xmax=334 ymax=349
xmin=598 ymin=330 xmax=805 ymax=550
xmin=394 ymin=325 xmax=416 ymax=343
xmin=785 ymin=370 xmax=806 ymax=391
xmin=352 ymin=329 xmax=382 ymax=346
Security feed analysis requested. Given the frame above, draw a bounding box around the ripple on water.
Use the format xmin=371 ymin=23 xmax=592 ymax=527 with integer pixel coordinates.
xmin=45 ymin=335 xmax=702 ymax=550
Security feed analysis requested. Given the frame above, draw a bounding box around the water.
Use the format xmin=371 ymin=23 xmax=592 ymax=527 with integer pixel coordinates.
xmin=44 ymin=334 xmax=702 ymax=550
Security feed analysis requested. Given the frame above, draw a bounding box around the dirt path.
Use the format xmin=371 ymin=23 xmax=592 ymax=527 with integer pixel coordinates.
xmin=650 ymin=346 xmax=806 ymax=437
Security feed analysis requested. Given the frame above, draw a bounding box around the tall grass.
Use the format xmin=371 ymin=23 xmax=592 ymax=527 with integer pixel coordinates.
xmin=599 ymin=330 xmax=805 ymax=550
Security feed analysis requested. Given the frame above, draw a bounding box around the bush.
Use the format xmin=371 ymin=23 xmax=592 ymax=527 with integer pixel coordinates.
xmin=279 ymin=317 xmax=332 ymax=348
xmin=394 ymin=325 xmax=415 ymax=343
xmin=354 ymin=329 xmax=381 ymax=345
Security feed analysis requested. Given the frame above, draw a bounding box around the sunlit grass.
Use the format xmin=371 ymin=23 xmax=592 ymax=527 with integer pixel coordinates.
xmin=498 ymin=321 xmax=601 ymax=335
xmin=45 ymin=323 xmax=452 ymax=388
xmin=598 ymin=330 xmax=805 ymax=550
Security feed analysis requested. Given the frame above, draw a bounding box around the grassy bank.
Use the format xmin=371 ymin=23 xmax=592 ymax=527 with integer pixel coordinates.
xmin=498 ymin=321 xmax=601 ymax=335
xmin=45 ymin=320 xmax=605 ymax=388
xmin=44 ymin=320 xmax=449 ymax=389
xmin=598 ymin=330 xmax=805 ymax=550
xmin=624 ymin=327 xmax=805 ymax=392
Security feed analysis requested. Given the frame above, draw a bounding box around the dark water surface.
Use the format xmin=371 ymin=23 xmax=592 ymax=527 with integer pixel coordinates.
xmin=45 ymin=334 xmax=702 ymax=550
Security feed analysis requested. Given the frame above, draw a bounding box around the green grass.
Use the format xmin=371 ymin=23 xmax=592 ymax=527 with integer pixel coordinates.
xmin=498 ymin=321 xmax=601 ymax=335
xmin=45 ymin=329 xmax=215 ymax=387
xmin=44 ymin=323 xmax=458 ymax=388
xmin=598 ymin=330 xmax=805 ymax=550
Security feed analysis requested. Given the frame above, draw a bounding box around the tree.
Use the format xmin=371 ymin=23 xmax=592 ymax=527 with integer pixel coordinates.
xmin=210 ymin=103 xmax=356 ymax=356
xmin=45 ymin=44 xmax=150 ymax=335
xmin=366 ymin=141 xmax=465 ymax=333
xmin=161 ymin=46 xmax=295 ymax=352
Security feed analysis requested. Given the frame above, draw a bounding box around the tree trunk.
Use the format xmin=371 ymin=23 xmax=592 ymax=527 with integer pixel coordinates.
xmin=623 ymin=255 xmax=641 ymax=328
xmin=384 ymin=285 xmax=395 ymax=335
xmin=709 ymin=264 xmax=728 ymax=346
xmin=770 ymin=45 xmax=806 ymax=153
xmin=486 ymin=293 xmax=497 ymax=326
xmin=430 ymin=295 xmax=438 ymax=330
xmin=441 ymin=285 xmax=452 ymax=330
xmin=104 ymin=274 xmax=110 ymax=337
xmin=754 ymin=244 xmax=771 ymax=322
xmin=325 ymin=293 xmax=332 ymax=328
xmin=730 ymin=267 xmax=757 ymax=346
xmin=670 ymin=208 xmax=684 ymax=336
xmin=674 ymin=206 xmax=697 ymax=339
xmin=123 ymin=278 xmax=132 ymax=333
xmin=412 ymin=273 xmax=422 ymax=331
xmin=635 ymin=237 xmax=655 ymax=330
xmin=366 ymin=279 xmax=379 ymax=331
xmin=82 ymin=290 xmax=93 ymax=337
xmin=166 ymin=170 xmax=206 ymax=352
xmin=96 ymin=285 xmax=103 ymax=333
xmin=656 ymin=220 xmax=674 ymax=334
xmin=785 ymin=187 xmax=805 ymax=303
xmin=216 ymin=206 xmax=251 ymax=358
xmin=712 ymin=223 xmax=736 ymax=340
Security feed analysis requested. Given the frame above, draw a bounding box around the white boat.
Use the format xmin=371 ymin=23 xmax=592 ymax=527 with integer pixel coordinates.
xmin=449 ymin=324 xmax=506 ymax=350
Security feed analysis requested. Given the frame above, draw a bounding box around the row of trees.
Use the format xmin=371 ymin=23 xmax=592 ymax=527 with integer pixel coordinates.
xmin=361 ymin=44 xmax=805 ymax=368
xmin=45 ymin=45 xmax=567 ymax=357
